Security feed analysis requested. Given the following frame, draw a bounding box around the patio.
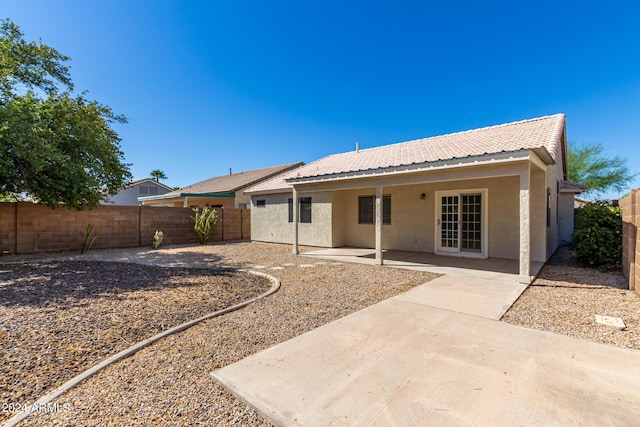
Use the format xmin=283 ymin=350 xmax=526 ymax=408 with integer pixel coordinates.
xmin=301 ymin=247 xmax=545 ymax=283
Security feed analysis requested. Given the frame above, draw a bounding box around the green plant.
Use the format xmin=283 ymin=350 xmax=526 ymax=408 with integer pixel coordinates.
xmin=81 ymin=223 xmax=99 ymax=254
xmin=152 ymin=230 xmax=164 ymax=249
xmin=192 ymin=206 xmax=218 ymax=244
xmin=571 ymin=202 xmax=622 ymax=270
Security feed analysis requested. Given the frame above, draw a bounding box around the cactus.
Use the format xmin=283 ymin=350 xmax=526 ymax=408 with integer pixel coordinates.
xmin=192 ymin=206 xmax=218 ymax=244
xmin=152 ymin=230 xmax=164 ymax=249
xmin=81 ymin=223 xmax=98 ymax=254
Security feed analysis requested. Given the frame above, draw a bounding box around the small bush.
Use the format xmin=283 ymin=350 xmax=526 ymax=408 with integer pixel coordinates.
xmin=152 ymin=230 xmax=164 ymax=249
xmin=571 ymin=202 xmax=622 ymax=270
xmin=192 ymin=206 xmax=218 ymax=244
xmin=81 ymin=223 xmax=98 ymax=254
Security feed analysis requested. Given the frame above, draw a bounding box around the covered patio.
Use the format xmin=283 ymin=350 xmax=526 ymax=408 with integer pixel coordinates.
xmin=301 ymin=247 xmax=545 ymax=283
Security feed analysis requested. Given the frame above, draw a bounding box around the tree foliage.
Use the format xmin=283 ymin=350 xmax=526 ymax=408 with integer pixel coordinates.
xmin=568 ymin=141 xmax=637 ymax=197
xmin=150 ymin=169 xmax=167 ymax=182
xmin=0 ymin=19 xmax=131 ymax=209
xmin=572 ymin=202 xmax=622 ymax=270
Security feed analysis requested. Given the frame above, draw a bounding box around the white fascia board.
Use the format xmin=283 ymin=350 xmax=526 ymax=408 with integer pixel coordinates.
xmin=286 ymin=151 xmax=534 ymax=185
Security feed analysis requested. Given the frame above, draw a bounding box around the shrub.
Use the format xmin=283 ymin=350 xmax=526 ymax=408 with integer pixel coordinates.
xmin=571 ymin=202 xmax=622 ymax=270
xmin=81 ymin=223 xmax=99 ymax=254
xmin=192 ymin=206 xmax=218 ymax=244
xmin=152 ymin=230 xmax=164 ymax=249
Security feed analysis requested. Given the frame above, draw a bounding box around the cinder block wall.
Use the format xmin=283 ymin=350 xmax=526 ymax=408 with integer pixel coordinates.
xmin=0 ymin=202 xmax=250 ymax=255
xmin=621 ymin=190 xmax=639 ymax=293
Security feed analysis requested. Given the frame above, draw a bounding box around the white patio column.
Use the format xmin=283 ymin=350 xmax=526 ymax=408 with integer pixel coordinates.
xmin=183 ymin=197 xmax=188 ymax=208
xmin=292 ymin=186 xmax=299 ymax=255
xmin=519 ymin=165 xmax=531 ymax=283
xmin=375 ymin=184 xmax=383 ymax=266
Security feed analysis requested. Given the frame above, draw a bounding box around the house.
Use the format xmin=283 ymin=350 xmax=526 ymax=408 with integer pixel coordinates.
xmin=138 ymin=162 xmax=304 ymax=209
xmin=102 ymin=178 xmax=173 ymax=206
xmin=245 ymin=114 xmax=584 ymax=283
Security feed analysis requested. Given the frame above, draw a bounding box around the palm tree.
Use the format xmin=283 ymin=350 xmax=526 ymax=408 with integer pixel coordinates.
xmin=150 ymin=170 xmax=167 ymax=182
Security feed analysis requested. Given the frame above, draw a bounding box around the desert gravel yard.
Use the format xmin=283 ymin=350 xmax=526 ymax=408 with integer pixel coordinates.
xmin=4 ymin=243 xmax=638 ymax=426
xmin=1 ymin=242 xmax=438 ymax=426
xmin=0 ymin=261 xmax=271 ymax=424
xmin=503 ymin=247 xmax=640 ymax=350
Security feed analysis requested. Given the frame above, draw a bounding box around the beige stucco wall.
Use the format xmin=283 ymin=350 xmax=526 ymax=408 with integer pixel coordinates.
xmin=559 ymin=193 xmax=575 ymax=243
xmin=249 ymin=158 xmax=565 ymax=263
xmin=250 ymin=192 xmax=333 ymax=247
xmin=334 ymin=176 xmax=522 ymax=258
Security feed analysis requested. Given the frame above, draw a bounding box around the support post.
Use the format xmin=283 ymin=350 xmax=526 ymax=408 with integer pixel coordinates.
xmin=375 ymin=185 xmax=383 ymax=266
xmin=292 ymin=186 xmax=299 ymax=255
xmin=519 ymin=165 xmax=531 ymax=283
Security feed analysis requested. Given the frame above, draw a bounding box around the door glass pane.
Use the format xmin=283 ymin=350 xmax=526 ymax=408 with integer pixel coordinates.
xmin=461 ymin=193 xmax=481 ymax=252
xmin=441 ymin=195 xmax=459 ymax=248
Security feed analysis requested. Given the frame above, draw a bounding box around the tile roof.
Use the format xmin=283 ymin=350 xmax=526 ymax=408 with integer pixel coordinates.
xmin=163 ymin=162 xmax=303 ymax=196
xmin=246 ymin=114 xmax=566 ymax=194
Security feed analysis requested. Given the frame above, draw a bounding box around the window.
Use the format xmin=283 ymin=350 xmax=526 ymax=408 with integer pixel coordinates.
xmin=256 ymin=199 xmax=266 ymax=208
xmin=299 ymin=197 xmax=312 ymax=223
xmin=239 ymin=203 xmax=248 ymax=209
xmin=139 ymin=186 xmax=148 ymax=195
xmin=149 ymin=186 xmax=158 ymax=195
xmin=358 ymin=196 xmax=374 ymax=224
xmin=383 ymin=195 xmax=391 ymax=225
xmin=358 ymin=195 xmax=391 ymax=224
xmin=288 ymin=198 xmax=293 ymax=222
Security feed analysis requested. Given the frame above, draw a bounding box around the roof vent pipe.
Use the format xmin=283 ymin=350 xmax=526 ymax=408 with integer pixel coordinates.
xmin=356 ymin=141 xmax=359 ymax=153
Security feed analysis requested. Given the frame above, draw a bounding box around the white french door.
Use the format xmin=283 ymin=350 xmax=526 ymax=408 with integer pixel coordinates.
xmin=436 ymin=190 xmax=487 ymax=258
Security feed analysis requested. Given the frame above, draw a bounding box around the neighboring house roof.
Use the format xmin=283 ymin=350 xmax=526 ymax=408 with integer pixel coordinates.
xmin=126 ymin=178 xmax=173 ymax=191
xmin=139 ymin=162 xmax=303 ymax=201
xmin=246 ymin=114 xmax=566 ymax=194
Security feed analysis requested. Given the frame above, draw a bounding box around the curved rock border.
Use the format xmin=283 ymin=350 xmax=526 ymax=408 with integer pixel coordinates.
xmin=4 ymin=268 xmax=280 ymax=427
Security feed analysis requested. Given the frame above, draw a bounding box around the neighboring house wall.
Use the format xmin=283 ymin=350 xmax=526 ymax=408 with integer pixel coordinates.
xmin=621 ymin=189 xmax=639 ymax=293
xmin=104 ymin=181 xmax=171 ymax=206
xmin=144 ymin=196 xmax=236 ymax=209
xmin=234 ymin=189 xmax=251 ymax=209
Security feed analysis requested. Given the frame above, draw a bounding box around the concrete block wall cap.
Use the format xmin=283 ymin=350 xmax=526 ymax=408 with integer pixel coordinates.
xmin=3 ymin=267 xmax=280 ymax=427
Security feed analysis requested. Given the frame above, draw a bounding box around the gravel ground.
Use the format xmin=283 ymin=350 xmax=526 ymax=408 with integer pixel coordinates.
xmin=1 ymin=242 xmax=438 ymax=426
xmin=0 ymin=261 xmax=271 ymax=424
xmin=503 ymin=247 xmax=640 ymax=350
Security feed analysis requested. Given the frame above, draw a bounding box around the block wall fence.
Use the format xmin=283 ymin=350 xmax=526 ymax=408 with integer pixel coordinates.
xmin=0 ymin=202 xmax=250 ymax=255
xmin=621 ymin=189 xmax=640 ymax=295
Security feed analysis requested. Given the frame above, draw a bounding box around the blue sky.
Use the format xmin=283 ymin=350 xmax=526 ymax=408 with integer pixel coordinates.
xmin=5 ymin=1 xmax=640 ymax=198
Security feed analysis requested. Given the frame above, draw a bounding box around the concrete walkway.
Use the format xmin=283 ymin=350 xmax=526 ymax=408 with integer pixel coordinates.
xmin=211 ymin=275 xmax=640 ymax=426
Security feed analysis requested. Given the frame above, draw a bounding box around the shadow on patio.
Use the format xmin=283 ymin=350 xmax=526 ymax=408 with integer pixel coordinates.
xmin=301 ymin=247 xmax=544 ymax=283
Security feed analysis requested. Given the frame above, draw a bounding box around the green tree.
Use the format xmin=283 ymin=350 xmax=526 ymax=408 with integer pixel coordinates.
xmin=0 ymin=19 xmax=131 ymax=210
xmin=568 ymin=141 xmax=637 ymax=197
xmin=150 ymin=169 xmax=168 ymax=182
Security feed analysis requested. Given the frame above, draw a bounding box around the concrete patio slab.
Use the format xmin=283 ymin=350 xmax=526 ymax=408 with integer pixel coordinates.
xmin=212 ymin=291 xmax=640 ymax=426
xmin=394 ymin=275 xmax=528 ymax=320
xmin=301 ymin=248 xmax=544 ymax=283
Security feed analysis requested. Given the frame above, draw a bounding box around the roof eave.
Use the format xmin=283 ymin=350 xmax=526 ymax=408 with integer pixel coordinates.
xmin=285 ymin=150 xmax=536 ymax=185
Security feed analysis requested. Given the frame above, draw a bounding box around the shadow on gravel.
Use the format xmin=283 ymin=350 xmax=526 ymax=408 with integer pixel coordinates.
xmin=536 ymin=246 xmax=627 ymax=290
xmin=0 ymin=261 xmax=239 ymax=308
